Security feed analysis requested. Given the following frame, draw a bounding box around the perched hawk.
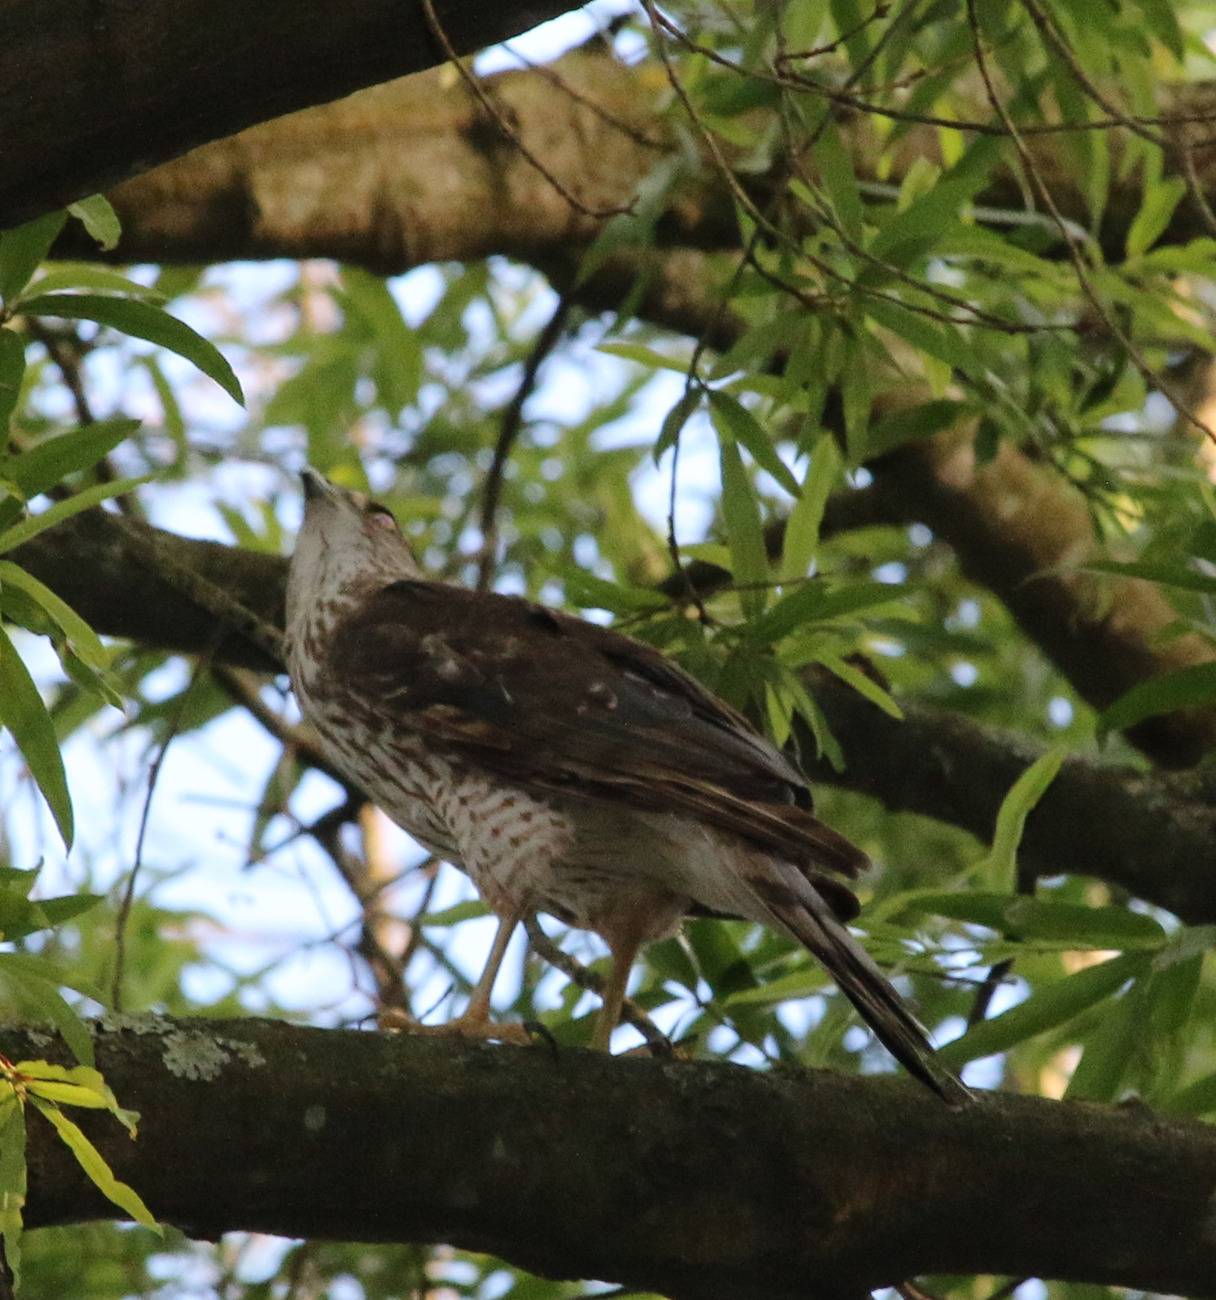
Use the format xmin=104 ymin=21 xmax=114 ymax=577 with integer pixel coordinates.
xmin=286 ymin=467 xmax=966 ymax=1101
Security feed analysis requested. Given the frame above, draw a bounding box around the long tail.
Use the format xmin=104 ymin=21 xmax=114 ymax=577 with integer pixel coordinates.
xmin=745 ymin=870 xmax=972 ymax=1105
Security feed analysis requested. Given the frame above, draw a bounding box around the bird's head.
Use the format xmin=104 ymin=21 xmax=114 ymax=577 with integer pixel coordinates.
xmin=286 ymin=467 xmax=421 ymax=628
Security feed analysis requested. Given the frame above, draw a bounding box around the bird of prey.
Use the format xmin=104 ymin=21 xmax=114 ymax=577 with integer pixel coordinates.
xmin=286 ymin=467 xmax=967 ymax=1101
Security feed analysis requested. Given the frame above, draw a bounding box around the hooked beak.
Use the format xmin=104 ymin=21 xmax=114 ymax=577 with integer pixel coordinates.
xmin=300 ymin=467 xmax=332 ymax=502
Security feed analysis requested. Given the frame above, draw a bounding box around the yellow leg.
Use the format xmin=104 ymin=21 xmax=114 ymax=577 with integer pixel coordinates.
xmin=590 ymin=934 xmax=642 ymax=1052
xmin=383 ymin=910 xmax=528 ymax=1044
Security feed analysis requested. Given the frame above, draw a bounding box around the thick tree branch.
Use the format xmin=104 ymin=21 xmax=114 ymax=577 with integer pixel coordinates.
xmin=0 ymin=0 xmax=586 ymax=230
xmin=12 ymin=509 xmax=283 ymax=672
xmin=14 ymin=1018 xmax=1216 ymax=1298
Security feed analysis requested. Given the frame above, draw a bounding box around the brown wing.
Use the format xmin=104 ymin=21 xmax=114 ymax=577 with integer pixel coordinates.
xmin=331 ymin=579 xmax=867 ymax=899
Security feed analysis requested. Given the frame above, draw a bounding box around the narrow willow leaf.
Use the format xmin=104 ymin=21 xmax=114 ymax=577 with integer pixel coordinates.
xmin=0 ymin=417 xmax=140 ymax=502
xmin=781 ymin=435 xmax=842 ymax=579
xmin=66 ymin=195 xmax=122 ymax=250
xmin=813 ymin=652 xmax=903 ymax=719
xmin=0 ymin=958 xmax=93 ymax=1065
xmin=748 ymin=580 xmax=908 ymax=646
xmin=785 ymin=669 xmax=844 ymax=770
xmin=939 ymin=952 xmax=1148 ymax=1067
xmin=865 ymin=399 xmax=967 ymax=459
xmin=1100 ymin=663 xmax=1216 ymax=736
xmin=900 ymin=891 xmax=1165 ymax=949
xmin=0 ymin=625 xmax=72 ymax=849
xmin=419 ymin=900 xmax=491 ymax=927
xmin=811 ymin=120 xmax=864 ymax=243
xmin=20 ymin=1061 xmax=137 ymax=1133
xmin=653 ymin=387 xmax=702 ymax=464
xmin=30 ymin=1099 xmax=160 ymax=1233
xmin=718 ymin=435 xmax=769 ymax=618
xmin=1063 ymin=981 xmax=1144 ymax=1102
xmin=0 ymin=1091 xmax=26 ymax=1285
xmin=27 ymin=266 xmax=163 ymax=300
xmin=597 ymin=342 xmax=691 ymax=374
xmin=558 ymin=566 xmax=666 ymax=616
xmin=975 ymin=747 xmax=1066 ymax=890
xmin=0 ymin=212 xmax=67 ymax=304
xmin=0 ymin=474 xmax=151 ymax=555
xmin=708 ymin=390 xmax=800 ymax=498
xmin=1080 ymin=557 xmax=1216 ymax=595
xmin=16 ymin=293 xmax=243 ymax=404
xmin=1126 ymin=177 xmax=1187 ymax=258
xmin=0 ymin=562 xmax=110 ymax=671
xmin=0 ymin=329 xmax=25 ymax=434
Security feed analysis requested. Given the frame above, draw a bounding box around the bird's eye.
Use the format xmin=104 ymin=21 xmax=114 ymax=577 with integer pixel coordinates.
xmin=366 ymin=502 xmax=397 ymax=531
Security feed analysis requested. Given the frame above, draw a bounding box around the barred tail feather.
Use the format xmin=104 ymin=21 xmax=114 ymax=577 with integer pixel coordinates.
xmin=744 ymin=870 xmax=972 ymax=1105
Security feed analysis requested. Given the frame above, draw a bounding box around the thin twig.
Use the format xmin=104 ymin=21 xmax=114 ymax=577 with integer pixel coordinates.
xmin=419 ymin=0 xmax=632 ymax=219
xmin=112 ymin=646 xmax=217 ymax=1009
xmin=476 ymin=293 xmax=574 ymax=591
xmin=523 ymin=916 xmax=670 ymax=1051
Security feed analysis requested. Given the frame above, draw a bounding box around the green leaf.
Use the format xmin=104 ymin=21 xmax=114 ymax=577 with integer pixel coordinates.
xmin=865 ymin=399 xmax=968 ymax=459
xmin=67 ymin=195 xmax=122 ymax=250
xmin=653 ymin=388 xmax=703 ymax=464
xmin=811 ymin=121 xmax=864 ymax=244
xmin=0 ymin=329 xmax=24 ymax=435
xmin=718 ymin=435 xmax=769 ymax=618
xmin=16 ymin=293 xmax=243 ymax=404
xmin=708 ymin=390 xmax=800 ymax=498
xmin=781 ymin=435 xmax=841 ymax=580
xmin=938 ymin=952 xmax=1148 ymax=1067
xmin=1100 ymin=663 xmax=1216 ymax=737
xmin=1081 ymin=557 xmax=1216 ymax=595
xmin=0 ymin=958 xmax=95 ymax=1065
xmin=974 ymin=747 xmax=1066 ymax=889
xmin=1130 ymin=0 xmax=1184 ymax=61
xmin=896 ymin=891 xmax=1166 ymax=949
xmin=558 ymin=566 xmax=666 ymax=616
xmin=863 ymin=298 xmax=982 ymax=382
xmin=812 ymin=651 xmax=903 ymax=719
xmin=869 ymin=136 xmax=1000 ymax=264
xmin=0 ymin=562 xmax=110 ymax=671
xmin=0 ymin=474 xmax=151 ymax=556
xmin=1063 ymin=980 xmax=1144 ymax=1102
xmin=1126 ymin=177 xmax=1187 ymax=259
xmin=0 ymin=417 xmax=140 ymax=504
xmin=748 ymin=580 xmax=908 ymax=645
xmin=0 ymin=624 xmax=72 ymax=849
xmin=418 ymin=900 xmax=491 ymax=927
xmin=785 ymin=668 xmax=844 ymax=770
xmin=0 ymin=212 xmax=67 ymax=305
xmin=27 ymin=266 xmax=164 ymax=301
xmin=597 ymin=342 xmax=691 ymax=375
xmin=30 ymin=1098 xmax=160 ymax=1233
xmin=0 ymin=1089 xmax=26 ymax=1285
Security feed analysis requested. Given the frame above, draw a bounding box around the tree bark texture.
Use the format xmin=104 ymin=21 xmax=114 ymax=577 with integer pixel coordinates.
xmin=0 ymin=0 xmax=585 ymax=230
xmin=12 ymin=1017 xmax=1216 ymax=1298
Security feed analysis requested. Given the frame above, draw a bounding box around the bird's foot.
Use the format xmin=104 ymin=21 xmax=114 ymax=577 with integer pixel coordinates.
xmin=378 ymin=1007 xmax=532 ymax=1046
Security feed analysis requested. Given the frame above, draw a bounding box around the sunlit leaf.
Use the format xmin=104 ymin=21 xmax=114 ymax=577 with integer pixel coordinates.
xmin=30 ymin=1098 xmax=160 ymax=1233
xmin=0 ymin=212 xmax=67 ymax=305
xmin=939 ymin=952 xmax=1148 ymax=1067
xmin=974 ymin=747 xmax=1066 ymax=890
xmin=0 ymin=624 xmax=72 ymax=849
xmin=16 ymin=293 xmax=243 ymax=404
